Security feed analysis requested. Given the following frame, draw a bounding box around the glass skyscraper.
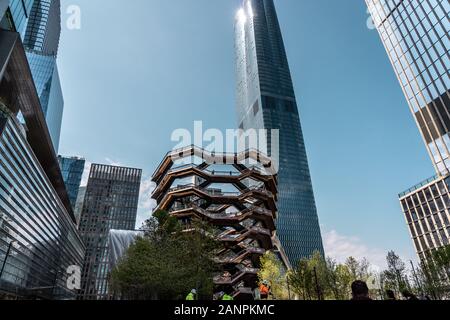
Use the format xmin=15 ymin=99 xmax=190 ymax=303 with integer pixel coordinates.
xmin=79 ymin=164 xmax=142 ymax=300
xmin=1 ymin=0 xmax=64 ymax=153
xmin=0 ymin=18 xmax=85 ymax=298
xmin=235 ymin=0 xmax=324 ymax=264
xmin=367 ymin=0 xmax=449 ymax=260
xmin=58 ymin=155 xmax=85 ymax=211
xmin=0 ymin=0 xmax=34 ymax=36
xmin=24 ymin=0 xmax=61 ymax=55
xmin=23 ymin=0 xmax=64 ymax=153
xmin=1 ymin=2 xmax=84 ymax=300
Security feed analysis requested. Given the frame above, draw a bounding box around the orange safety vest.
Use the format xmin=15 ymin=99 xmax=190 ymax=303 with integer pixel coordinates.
xmin=260 ymin=285 xmax=269 ymax=295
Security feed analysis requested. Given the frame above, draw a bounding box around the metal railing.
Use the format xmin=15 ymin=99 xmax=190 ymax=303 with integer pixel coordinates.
xmin=398 ymin=174 xmax=440 ymax=198
xmin=153 ymin=145 xmax=274 ymax=179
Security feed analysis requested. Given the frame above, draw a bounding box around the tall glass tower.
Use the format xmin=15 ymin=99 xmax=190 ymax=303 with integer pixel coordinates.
xmin=23 ymin=0 xmax=64 ymax=153
xmin=235 ymin=0 xmax=324 ymax=264
xmin=0 ymin=0 xmax=35 ymax=36
xmin=367 ymin=0 xmax=450 ymax=261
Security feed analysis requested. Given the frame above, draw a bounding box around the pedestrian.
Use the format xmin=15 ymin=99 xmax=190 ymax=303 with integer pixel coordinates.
xmin=216 ymin=291 xmax=234 ymax=301
xmin=351 ymin=280 xmax=372 ymax=301
xmin=259 ymin=280 xmax=270 ymax=300
xmin=222 ymin=292 xmax=234 ymax=301
xmin=186 ymin=289 xmax=197 ymax=300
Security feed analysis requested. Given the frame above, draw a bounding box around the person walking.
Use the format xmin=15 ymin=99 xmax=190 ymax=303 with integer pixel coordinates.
xmin=222 ymin=293 xmax=234 ymax=301
xmin=186 ymin=289 xmax=197 ymax=300
xmin=216 ymin=291 xmax=234 ymax=301
xmin=259 ymin=280 xmax=270 ymax=300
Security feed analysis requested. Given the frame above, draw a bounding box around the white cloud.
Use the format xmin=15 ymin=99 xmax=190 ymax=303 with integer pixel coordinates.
xmin=105 ymin=157 xmax=124 ymax=167
xmin=139 ymin=174 xmax=157 ymax=211
xmin=323 ymin=229 xmax=387 ymax=271
xmin=135 ymin=174 xmax=157 ymax=228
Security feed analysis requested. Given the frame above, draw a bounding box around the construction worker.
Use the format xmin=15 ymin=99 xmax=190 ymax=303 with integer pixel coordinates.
xmin=259 ymin=280 xmax=270 ymax=300
xmin=217 ymin=291 xmax=234 ymax=301
xmin=186 ymin=289 xmax=197 ymax=300
xmin=222 ymin=293 xmax=234 ymax=301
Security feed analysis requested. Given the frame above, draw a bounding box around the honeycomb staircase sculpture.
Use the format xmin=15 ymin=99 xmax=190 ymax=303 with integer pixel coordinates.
xmin=152 ymin=146 xmax=282 ymax=300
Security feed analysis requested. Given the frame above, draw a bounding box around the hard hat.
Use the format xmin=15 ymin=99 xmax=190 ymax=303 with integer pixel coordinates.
xmin=191 ymin=289 xmax=197 ymax=294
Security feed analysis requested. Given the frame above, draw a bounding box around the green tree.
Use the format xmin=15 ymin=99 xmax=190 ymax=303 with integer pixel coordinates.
xmin=288 ymin=254 xmax=375 ymax=300
xmin=416 ymin=250 xmax=450 ymax=300
xmin=287 ymin=251 xmax=331 ymax=300
xmin=345 ymin=257 xmax=371 ymax=282
xmin=111 ymin=210 xmax=220 ymax=300
xmin=417 ymin=259 xmax=442 ymax=300
xmin=287 ymin=259 xmax=314 ymax=300
xmin=258 ymin=251 xmax=289 ymax=300
xmin=326 ymin=259 xmax=353 ymax=300
xmin=307 ymin=251 xmax=328 ymax=300
xmin=432 ymin=245 xmax=450 ymax=280
xmin=382 ymin=251 xmax=408 ymax=296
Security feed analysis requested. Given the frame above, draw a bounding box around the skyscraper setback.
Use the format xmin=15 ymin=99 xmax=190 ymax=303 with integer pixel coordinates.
xmin=367 ymin=0 xmax=450 ymax=260
xmin=235 ymin=0 xmax=324 ymax=264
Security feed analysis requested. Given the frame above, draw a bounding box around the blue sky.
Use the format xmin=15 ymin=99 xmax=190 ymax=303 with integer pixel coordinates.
xmin=57 ymin=0 xmax=433 ymax=267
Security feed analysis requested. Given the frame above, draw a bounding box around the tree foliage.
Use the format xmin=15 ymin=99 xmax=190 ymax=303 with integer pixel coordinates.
xmin=381 ymin=251 xmax=409 ymax=295
xmin=112 ymin=213 xmax=450 ymax=301
xmin=287 ymin=252 xmax=372 ymax=300
xmin=432 ymin=245 xmax=450 ymax=280
xmin=258 ymin=252 xmax=289 ymax=300
xmin=110 ymin=210 xmax=220 ymax=300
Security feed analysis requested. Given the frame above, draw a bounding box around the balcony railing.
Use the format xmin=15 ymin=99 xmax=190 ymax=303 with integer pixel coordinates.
xmin=153 ymin=145 xmax=274 ymax=179
xmin=398 ymin=174 xmax=440 ymax=198
xmin=166 ymin=184 xmax=273 ymax=199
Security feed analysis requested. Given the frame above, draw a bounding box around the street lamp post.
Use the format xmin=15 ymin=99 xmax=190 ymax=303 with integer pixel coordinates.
xmin=0 ymin=240 xmax=16 ymax=281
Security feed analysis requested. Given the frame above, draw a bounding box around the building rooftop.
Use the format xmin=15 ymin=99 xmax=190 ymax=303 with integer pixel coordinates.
xmin=398 ymin=174 xmax=441 ymax=198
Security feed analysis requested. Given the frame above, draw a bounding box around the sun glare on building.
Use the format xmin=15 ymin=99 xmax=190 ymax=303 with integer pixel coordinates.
xmin=237 ymin=8 xmax=247 ymax=24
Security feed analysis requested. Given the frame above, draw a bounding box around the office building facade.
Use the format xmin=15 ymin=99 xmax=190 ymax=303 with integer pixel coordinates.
xmin=235 ymin=0 xmax=324 ymax=264
xmin=0 ymin=22 xmax=84 ymax=299
xmin=79 ymin=164 xmax=141 ymax=300
xmin=58 ymin=155 xmax=85 ymax=210
xmin=367 ymin=0 xmax=450 ymax=260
